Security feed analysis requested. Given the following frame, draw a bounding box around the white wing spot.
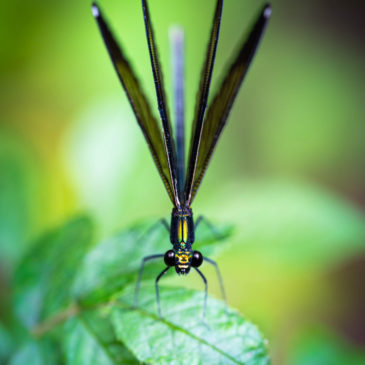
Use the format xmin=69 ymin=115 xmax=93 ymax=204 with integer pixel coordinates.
xmin=92 ymin=5 xmax=100 ymax=17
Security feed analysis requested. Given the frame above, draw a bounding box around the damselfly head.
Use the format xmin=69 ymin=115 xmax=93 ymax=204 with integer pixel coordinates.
xmin=164 ymin=248 xmax=193 ymax=275
xmin=175 ymin=249 xmax=192 ymax=275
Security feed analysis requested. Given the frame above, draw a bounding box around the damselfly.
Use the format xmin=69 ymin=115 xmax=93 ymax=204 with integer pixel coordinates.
xmin=92 ymin=0 xmax=271 ymax=319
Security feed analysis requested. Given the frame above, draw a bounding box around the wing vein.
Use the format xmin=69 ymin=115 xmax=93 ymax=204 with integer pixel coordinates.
xmin=92 ymin=2 xmax=176 ymax=204
xmin=184 ymin=0 xmax=223 ymax=206
xmin=189 ymin=4 xmax=272 ymax=203
xmin=142 ymin=0 xmax=180 ymax=207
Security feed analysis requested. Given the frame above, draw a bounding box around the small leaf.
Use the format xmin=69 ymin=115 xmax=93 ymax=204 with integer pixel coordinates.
xmin=63 ymin=310 xmax=138 ymax=365
xmin=111 ymin=285 xmax=270 ymax=365
xmin=73 ymin=219 xmax=233 ymax=305
xmin=13 ymin=216 xmax=94 ymax=329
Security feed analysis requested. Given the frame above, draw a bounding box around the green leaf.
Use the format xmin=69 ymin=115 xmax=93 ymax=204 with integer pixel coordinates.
xmin=285 ymin=327 xmax=365 ymax=365
xmin=10 ymin=216 xmax=266 ymax=364
xmin=72 ymin=219 xmax=233 ymax=305
xmin=63 ymin=310 xmax=138 ymax=365
xmin=0 ymin=322 xmax=14 ymax=363
xmin=213 ymin=181 xmax=365 ymax=268
xmin=0 ymin=128 xmax=41 ymax=266
xmin=8 ymin=338 xmax=61 ymax=365
xmin=13 ymin=216 xmax=94 ymax=329
xmin=110 ymin=285 xmax=270 ymax=365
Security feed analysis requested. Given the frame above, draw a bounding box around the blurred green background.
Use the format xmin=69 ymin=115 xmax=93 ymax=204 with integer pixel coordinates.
xmin=1 ymin=0 xmax=365 ymax=363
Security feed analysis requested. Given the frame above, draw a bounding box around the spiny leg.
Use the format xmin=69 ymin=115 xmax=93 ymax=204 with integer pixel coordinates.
xmin=194 ymin=267 xmax=208 ymax=323
xmin=134 ymin=219 xmax=169 ymax=308
xmin=204 ymin=257 xmax=227 ymax=311
xmin=195 ymin=215 xmax=222 ymax=240
xmin=134 ymin=254 xmax=164 ymax=308
xmin=159 ymin=218 xmax=170 ymax=232
xmin=195 ymin=218 xmax=227 ymax=314
xmin=138 ymin=218 xmax=169 ymax=241
xmin=155 ymin=266 xmax=171 ymax=318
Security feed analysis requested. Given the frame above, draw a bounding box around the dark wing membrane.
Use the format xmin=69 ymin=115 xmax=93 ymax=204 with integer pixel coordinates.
xmin=142 ymin=0 xmax=180 ymax=207
xmin=92 ymin=3 xmax=176 ymax=204
xmin=189 ymin=4 xmax=272 ymax=204
xmin=184 ymin=0 xmax=223 ymax=206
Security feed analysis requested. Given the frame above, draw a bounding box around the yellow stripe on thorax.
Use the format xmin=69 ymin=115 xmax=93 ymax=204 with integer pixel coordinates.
xmin=178 ymin=218 xmax=188 ymax=242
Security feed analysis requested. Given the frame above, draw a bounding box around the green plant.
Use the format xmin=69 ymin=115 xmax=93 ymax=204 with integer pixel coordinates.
xmin=5 ymin=216 xmax=270 ymax=364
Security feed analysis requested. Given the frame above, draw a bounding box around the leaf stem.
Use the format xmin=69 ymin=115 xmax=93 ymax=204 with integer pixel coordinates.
xmin=31 ymin=303 xmax=80 ymax=337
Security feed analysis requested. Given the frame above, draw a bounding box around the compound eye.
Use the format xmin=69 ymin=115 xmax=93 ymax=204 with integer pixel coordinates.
xmin=164 ymin=250 xmax=175 ymax=266
xmin=191 ymin=251 xmax=203 ymax=267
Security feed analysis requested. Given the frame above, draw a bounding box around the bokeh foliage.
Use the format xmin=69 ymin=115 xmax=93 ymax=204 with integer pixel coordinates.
xmin=1 ymin=0 xmax=365 ymax=363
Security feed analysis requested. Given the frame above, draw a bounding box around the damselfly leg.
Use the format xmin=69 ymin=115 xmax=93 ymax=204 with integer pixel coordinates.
xmin=194 ymin=267 xmax=208 ymax=322
xmin=204 ymin=256 xmax=227 ymax=312
xmin=134 ymin=216 xmax=227 ymax=320
xmin=195 ymin=215 xmax=224 ymax=240
xmin=134 ymin=253 xmax=164 ymax=308
xmin=155 ymin=266 xmax=171 ymax=318
xmin=195 ymin=216 xmax=227 ymax=309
